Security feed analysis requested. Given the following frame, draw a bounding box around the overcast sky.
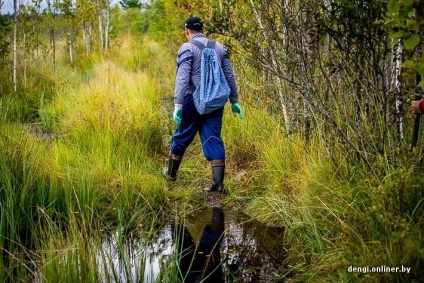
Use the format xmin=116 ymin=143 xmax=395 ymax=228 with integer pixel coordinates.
xmin=1 ymin=0 xmax=121 ymax=15
xmin=1 ymin=0 xmax=14 ymax=14
xmin=1 ymin=0 xmax=38 ymax=14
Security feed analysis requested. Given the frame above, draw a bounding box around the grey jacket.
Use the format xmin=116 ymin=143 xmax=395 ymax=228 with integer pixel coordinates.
xmin=174 ymin=33 xmax=238 ymax=106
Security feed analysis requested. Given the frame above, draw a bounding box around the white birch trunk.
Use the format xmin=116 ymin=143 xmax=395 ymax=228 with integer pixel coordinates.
xmin=83 ymin=22 xmax=92 ymax=55
xmin=13 ymin=0 xmax=18 ymax=92
xmin=98 ymin=8 xmax=103 ymax=50
xmin=23 ymin=32 xmax=27 ymax=87
xmin=248 ymin=0 xmax=290 ymax=131
xmin=36 ymin=2 xmax=40 ymax=66
xmin=46 ymin=0 xmax=56 ymax=71
xmin=104 ymin=9 xmax=109 ymax=53
xmin=68 ymin=31 xmax=73 ymax=64
xmin=393 ymin=40 xmax=403 ymax=141
xmin=82 ymin=23 xmax=88 ymax=55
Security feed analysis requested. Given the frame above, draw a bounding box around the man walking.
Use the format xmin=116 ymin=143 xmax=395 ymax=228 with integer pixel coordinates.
xmin=163 ymin=16 xmax=244 ymax=193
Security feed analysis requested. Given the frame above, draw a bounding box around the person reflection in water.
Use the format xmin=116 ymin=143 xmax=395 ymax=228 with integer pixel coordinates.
xmin=172 ymin=207 xmax=225 ymax=283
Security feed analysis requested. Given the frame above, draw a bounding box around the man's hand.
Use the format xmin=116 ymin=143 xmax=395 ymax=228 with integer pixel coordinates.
xmin=231 ymin=102 xmax=244 ymax=119
xmin=411 ymin=100 xmax=423 ymax=114
xmin=173 ymin=104 xmax=182 ymax=124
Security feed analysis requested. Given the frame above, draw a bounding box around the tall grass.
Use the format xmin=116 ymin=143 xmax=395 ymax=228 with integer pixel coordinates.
xmin=1 ymin=33 xmax=422 ymax=282
xmin=221 ymin=98 xmax=424 ymax=282
xmin=0 ymin=38 xmax=178 ymax=281
xmin=0 ymin=67 xmax=58 ymax=123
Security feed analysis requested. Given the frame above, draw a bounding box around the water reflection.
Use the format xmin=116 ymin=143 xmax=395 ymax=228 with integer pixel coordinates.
xmin=172 ymin=207 xmax=225 ymax=282
xmin=98 ymin=225 xmax=173 ymax=282
xmin=97 ymin=208 xmax=285 ymax=282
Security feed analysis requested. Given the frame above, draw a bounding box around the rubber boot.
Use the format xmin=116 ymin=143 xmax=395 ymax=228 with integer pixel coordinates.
xmin=162 ymin=154 xmax=182 ymax=181
xmin=205 ymin=161 xmax=225 ymax=193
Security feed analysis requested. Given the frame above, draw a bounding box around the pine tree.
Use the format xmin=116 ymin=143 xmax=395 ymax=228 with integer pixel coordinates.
xmin=119 ymin=0 xmax=141 ymax=10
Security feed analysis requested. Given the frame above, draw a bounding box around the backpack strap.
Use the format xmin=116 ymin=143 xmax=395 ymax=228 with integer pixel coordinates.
xmin=206 ymin=40 xmax=216 ymax=49
xmin=190 ymin=39 xmax=216 ymax=51
xmin=189 ymin=40 xmax=217 ymax=92
xmin=190 ymin=40 xmax=206 ymax=51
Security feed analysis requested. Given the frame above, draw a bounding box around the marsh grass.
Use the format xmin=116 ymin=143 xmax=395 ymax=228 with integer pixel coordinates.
xmin=1 ymin=34 xmax=423 ymax=282
xmin=0 ymin=67 xmax=58 ymax=123
xmin=0 ymin=39 xmax=176 ymax=280
xmin=214 ymin=89 xmax=423 ymax=282
xmin=156 ymin=76 xmax=422 ymax=280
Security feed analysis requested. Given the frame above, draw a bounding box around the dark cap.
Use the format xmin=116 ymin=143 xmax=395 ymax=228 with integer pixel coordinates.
xmin=185 ymin=16 xmax=203 ymax=31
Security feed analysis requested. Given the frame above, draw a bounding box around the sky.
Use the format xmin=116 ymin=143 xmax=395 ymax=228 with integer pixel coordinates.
xmin=1 ymin=0 xmax=15 ymax=14
xmin=0 ymin=0 xmax=121 ymax=15
xmin=1 ymin=0 xmax=38 ymax=14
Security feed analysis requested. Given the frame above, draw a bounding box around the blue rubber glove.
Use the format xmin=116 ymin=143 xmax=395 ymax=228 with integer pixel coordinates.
xmin=173 ymin=107 xmax=182 ymax=124
xmin=231 ymin=102 xmax=244 ymax=119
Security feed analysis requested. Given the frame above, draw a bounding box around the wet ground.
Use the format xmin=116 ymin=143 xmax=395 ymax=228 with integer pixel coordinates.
xmin=98 ymin=208 xmax=286 ymax=282
xmin=95 ymin=98 xmax=287 ymax=281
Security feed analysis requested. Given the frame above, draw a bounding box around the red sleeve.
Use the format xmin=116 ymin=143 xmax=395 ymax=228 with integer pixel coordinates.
xmin=420 ymin=100 xmax=424 ymax=113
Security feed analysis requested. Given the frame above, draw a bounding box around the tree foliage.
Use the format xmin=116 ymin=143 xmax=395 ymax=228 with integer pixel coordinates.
xmin=1 ymin=0 xmax=421 ymax=168
xmin=189 ymin=0 xmax=396 ymax=166
xmin=0 ymin=0 xmax=423 ymax=282
xmin=165 ymin=0 xmax=424 ymax=169
xmin=0 ymin=14 xmax=11 ymax=68
xmin=119 ymin=0 xmax=142 ymax=10
xmin=384 ymin=0 xmax=423 ymax=86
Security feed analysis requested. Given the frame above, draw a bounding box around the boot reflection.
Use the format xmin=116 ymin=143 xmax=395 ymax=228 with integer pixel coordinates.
xmin=172 ymin=207 xmax=225 ymax=283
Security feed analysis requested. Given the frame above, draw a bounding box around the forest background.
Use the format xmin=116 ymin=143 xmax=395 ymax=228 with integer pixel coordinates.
xmin=0 ymin=0 xmax=423 ymax=282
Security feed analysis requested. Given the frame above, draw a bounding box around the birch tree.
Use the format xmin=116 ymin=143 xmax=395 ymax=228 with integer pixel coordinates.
xmin=18 ymin=3 xmax=42 ymax=85
xmin=140 ymin=0 xmax=421 ymax=168
xmin=247 ymin=0 xmax=290 ymax=131
xmin=13 ymin=0 xmax=19 ymax=92
xmin=385 ymin=0 xmax=423 ymax=153
xmin=393 ymin=40 xmax=404 ymax=142
xmin=192 ymin=0 xmax=391 ymax=167
xmin=97 ymin=0 xmax=110 ymax=53
xmin=45 ymin=0 xmax=56 ymax=71
xmin=77 ymin=0 xmax=97 ymax=55
xmin=56 ymin=0 xmax=76 ymax=64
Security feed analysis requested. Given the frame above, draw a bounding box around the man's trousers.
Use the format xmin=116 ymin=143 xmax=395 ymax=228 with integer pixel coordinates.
xmin=171 ymin=94 xmax=225 ymax=161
